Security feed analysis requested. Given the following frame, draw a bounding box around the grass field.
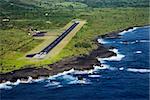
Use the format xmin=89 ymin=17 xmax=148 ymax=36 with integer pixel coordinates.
xmin=0 ymin=20 xmax=86 ymax=73
xmin=25 ymin=20 xmax=86 ymax=60
xmin=57 ymin=8 xmax=149 ymax=58
xmin=0 ymin=0 xmax=149 ymax=73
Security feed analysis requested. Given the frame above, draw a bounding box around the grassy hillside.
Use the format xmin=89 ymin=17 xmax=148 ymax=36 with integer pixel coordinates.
xmin=66 ymin=0 xmax=149 ymax=7
xmin=0 ymin=0 xmax=149 ymax=73
xmin=54 ymin=8 xmax=149 ymax=60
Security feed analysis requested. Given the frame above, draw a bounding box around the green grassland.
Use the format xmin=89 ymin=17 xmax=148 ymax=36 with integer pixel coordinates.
xmin=66 ymin=0 xmax=149 ymax=7
xmin=55 ymin=8 xmax=149 ymax=60
xmin=0 ymin=0 xmax=149 ymax=73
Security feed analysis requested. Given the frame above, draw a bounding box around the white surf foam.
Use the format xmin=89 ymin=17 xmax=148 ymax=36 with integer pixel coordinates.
xmin=143 ymin=25 xmax=150 ymax=28
xmin=0 ymin=83 xmax=12 ymax=90
xmin=94 ymin=64 xmax=117 ymax=71
xmin=119 ymin=67 xmax=124 ymax=71
xmin=71 ymin=65 xmax=115 ymax=75
xmin=68 ymin=78 xmax=91 ymax=85
xmin=0 ymin=64 xmax=119 ymax=90
xmin=96 ymin=48 xmax=125 ymax=72
xmin=20 ymin=76 xmax=33 ymax=84
xmin=72 ymin=69 xmax=94 ymax=75
xmin=109 ymin=49 xmax=125 ymax=61
xmin=119 ymin=31 xmax=127 ymax=35
xmin=135 ymin=51 xmax=142 ymax=54
xmin=61 ymin=75 xmax=76 ymax=82
xmin=44 ymin=81 xmax=61 ymax=87
xmin=12 ymin=79 xmax=21 ymax=85
xmin=0 ymin=81 xmax=12 ymax=90
xmin=119 ymin=39 xmax=150 ymax=45
xmin=45 ymin=69 xmax=93 ymax=86
xmin=119 ymin=27 xmax=137 ymax=35
xmin=128 ymin=27 xmax=138 ymax=32
xmin=47 ymin=74 xmax=91 ymax=86
xmin=33 ymin=77 xmax=45 ymax=83
xmin=0 ymin=48 xmax=126 ymax=90
xmin=0 ymin=68 xmax=91 ymax=90
xmin=97 ymin=38 xmax=109 ymax=44
xmin=99 ymin=60 xmax=106 ymax=64
xmin=0 ymin=79 xmax=21 ymax=90
xmin=99 ymin=54 xmax=125 ymax=61
xmin=127 ymin=68 xmax=150 ymax=73
xmin=98 ymin=49 xmax=125 ymax=61
xmin=48 ymin=69 xmax=75 ymax=80
xmin=139 ymin=40 xmax=150 ymax=43
xmin=88 ymin=75 xmax=101 ymax=78
xmin=93 ymin=65 xmax=110 ymax=70
xmin=119 ymin=41 xmax=136 ymax=44
xmin=0 ymin=76 xmax=35 ymax=90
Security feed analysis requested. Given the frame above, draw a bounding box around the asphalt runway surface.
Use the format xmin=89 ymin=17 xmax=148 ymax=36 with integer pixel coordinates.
xmin=26 ymin=22 xmax=79 ymax=58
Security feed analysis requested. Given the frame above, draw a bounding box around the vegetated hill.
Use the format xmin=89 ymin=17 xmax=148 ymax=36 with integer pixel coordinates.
xmin=0 ymin=0 xmax=149 ymax=73
xmin=0 ymin=0 xmax=46 ymax=12
xmin=0 ymin=0 xmax=87 ymax=12
xmin=0 ymin=0 xmax=80 ymax=29
xmin=66 ymin=0 xmax=149 ymax=7
xmin=0 ymin=0 xmax=42 ymax=19
xmin=1 ymin=0 xmax=149 ymax=18
xmin=0 ymin=0 xmax=148 ymax=29
xmin=1 ymin=0 xmax=149 ymax=13
xmin=0 ymin=0 xmax=87 ymax=19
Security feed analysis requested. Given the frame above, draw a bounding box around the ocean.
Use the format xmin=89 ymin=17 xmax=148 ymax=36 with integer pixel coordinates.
xmin=0 ymin=26 xmax=150 ymax=100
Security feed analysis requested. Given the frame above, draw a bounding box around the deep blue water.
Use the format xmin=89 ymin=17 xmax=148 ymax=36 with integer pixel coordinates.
xmin=0 ymin=26 xmax=150 ymax=100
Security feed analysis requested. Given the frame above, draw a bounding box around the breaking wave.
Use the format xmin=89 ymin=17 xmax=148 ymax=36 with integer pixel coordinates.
xmin=98 ymin=39 xmax=150 ymax=45
xmin=97 ymin=38 xmax=109 ymax=44
xmin=119 ymin=40 xmax=150 ymax=45
xmin=139 ymin=40 xmax=150 ymax=43
xmin=88 ymin=75 xmax=101 ymax=78
xmin=98 ymin=27 xmax=138 ymax=44
xmin=134 ymin=51 xmax=142 ymax=54
xmin=119 ymin=67 xmax=124 ymax=71
xmin=0 ymin=66 xmax=107 ymax=90
xmin=1 ymin=63 xmax=123 ymax=90
xmin=47 ymin=69 xmax=75 ymax=80
xmin=119 ymin=27 xmax=138 ymax=35
xmin=68 ymin=77 xmax=91 ymax=85
xmin=98 ymin=49 xmax=125 ymax=61
xmin=0 ymin=77 xmax=33 ymax=90
xmin=44 ymin=81 xmax=61 ymax=88
xmin=127 ymin=68 xmax=150 ymax=73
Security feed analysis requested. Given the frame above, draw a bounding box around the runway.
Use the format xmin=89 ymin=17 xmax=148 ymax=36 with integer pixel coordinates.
xmin=26 ymin=22 xmax=79 ymax=58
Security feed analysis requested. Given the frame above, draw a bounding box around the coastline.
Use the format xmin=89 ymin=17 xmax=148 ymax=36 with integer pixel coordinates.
xmin=0 ymin=25 xmax=148 ymax=83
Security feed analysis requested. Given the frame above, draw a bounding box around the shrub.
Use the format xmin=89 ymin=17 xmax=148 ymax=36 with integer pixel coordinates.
xmin=74 ymin=42 xmax=91 ymax=48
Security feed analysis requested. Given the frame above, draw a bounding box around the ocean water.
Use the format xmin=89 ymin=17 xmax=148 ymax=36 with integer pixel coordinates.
xmin=0 ymin=26 xmax=150 ymax=100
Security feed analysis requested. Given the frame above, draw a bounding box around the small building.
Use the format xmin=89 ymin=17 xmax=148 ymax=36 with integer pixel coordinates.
xmin=32 ymin=31 xmax=47 ymax=37
xmin=72 ymin=19 xmax=79 ymax=24
xmin=2 ymin=18 xmax=10 ymax=22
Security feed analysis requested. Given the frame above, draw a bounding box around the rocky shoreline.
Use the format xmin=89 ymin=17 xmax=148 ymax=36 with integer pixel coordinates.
xmin=0 ymin=25 xmax=146 ymax=83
